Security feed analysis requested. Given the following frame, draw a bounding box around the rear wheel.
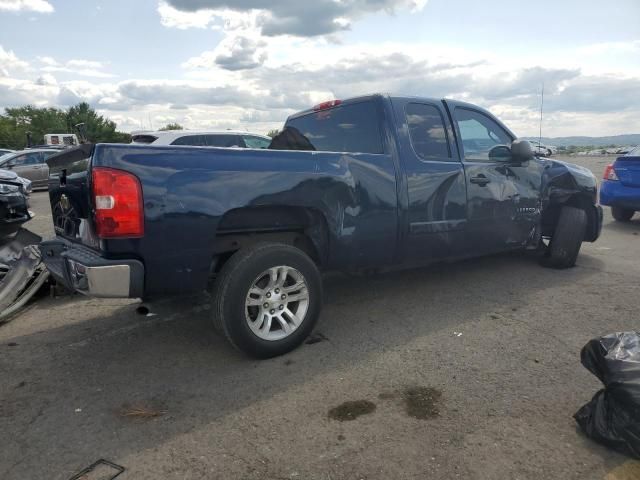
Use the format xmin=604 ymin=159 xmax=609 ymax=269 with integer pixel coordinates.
xmin=212 ymin=243 xmax=322 ymax=358
xmin=611 ymin=206 xmax=635 ymax=222
xmin=542 ymin=206 xmax=587 ymax=269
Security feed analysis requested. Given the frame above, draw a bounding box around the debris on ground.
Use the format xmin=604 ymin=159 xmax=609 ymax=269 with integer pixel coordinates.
xmin=118 ymin=404 xmax=167 ymax=419
xmin=574 ymin=331 xmax=640 ymax=459
xmin=0 ymin=228 xmax=49 ymax=323
xmin=68 ymin=459 xmax=125 ymax=480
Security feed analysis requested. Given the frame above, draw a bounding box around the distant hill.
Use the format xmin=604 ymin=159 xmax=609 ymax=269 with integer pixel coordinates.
xmin=523 ymin=134 xmax=640 ymax=147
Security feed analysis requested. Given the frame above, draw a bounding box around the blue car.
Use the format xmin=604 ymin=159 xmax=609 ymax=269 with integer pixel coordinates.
xmin=600 ymin=146 xmax=640 ymax=221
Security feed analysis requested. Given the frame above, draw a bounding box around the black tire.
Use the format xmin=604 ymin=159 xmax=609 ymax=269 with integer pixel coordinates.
xmin=542 ymin=206 xmax=587 ymax=269
xmin=546 ymin=149 xmax=553 ymax=157
xmin=611 ymin=206 xmax=635 ymax=222
xmin=212 ymin=243 xmax=322 ymax=358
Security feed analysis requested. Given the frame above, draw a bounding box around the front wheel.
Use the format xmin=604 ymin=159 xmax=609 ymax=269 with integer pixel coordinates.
xmin=611 ymin=206 xmax=635 ymax=222
xmin=212 ymin=243 xmax=323 ymax=358
xmin=542 ymin=206 xmax=587 ymax=269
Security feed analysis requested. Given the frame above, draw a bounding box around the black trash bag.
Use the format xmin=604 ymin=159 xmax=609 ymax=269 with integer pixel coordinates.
xmin=574 ymin=331 xmax=640 ymax=458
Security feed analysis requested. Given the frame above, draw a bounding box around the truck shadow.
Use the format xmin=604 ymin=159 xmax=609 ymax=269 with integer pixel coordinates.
xmin=1 ymin=251 xmax=605 ymax=479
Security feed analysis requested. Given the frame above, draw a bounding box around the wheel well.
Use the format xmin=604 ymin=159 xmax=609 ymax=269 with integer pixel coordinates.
xmin=211 ymin=206 xmax=329 ymax=273
xmin=541 ymin=194 xmax=598 ymax=241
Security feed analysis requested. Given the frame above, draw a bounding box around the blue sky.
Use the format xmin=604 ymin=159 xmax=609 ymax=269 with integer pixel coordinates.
xmin=0 ymin=0 xmax=638 ymax=136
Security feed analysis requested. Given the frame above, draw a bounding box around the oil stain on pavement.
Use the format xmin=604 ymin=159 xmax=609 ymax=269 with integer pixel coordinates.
xmin=328 ymin=400 xmax=376 ymax=421
xmin=402 ymin=386 xmax=442 ymax=420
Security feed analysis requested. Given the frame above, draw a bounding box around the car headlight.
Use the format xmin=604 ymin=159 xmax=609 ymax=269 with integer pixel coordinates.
xmin=0 ymin=184 xmax=20 ymax=194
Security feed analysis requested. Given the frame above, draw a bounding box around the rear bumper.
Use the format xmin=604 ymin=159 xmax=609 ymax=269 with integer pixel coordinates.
xmin=600 ymin=180 xmax=640 ymax=210
xmin=40 ymin=238 xmax=144 ymax=298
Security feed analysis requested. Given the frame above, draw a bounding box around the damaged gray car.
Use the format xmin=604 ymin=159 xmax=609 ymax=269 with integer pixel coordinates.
xmin=0 ymin=170 xmax=48 ymax=322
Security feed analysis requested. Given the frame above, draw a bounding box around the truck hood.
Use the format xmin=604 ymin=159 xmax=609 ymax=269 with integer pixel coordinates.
xmin=0 ymin=168 xmax=32 ymax=193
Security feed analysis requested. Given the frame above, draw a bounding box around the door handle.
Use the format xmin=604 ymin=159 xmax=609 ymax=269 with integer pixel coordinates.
xmin=470 ymin=175 xmax=491 ymax=186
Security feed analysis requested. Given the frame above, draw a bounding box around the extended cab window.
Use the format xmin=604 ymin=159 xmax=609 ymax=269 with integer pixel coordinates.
xmin=454 ymin=108 xmax=512 ymax=161
xmin=405 ymin=103 xmax=450 ymax=159
xmin=284 ymin=101 xmax=383 ymax=154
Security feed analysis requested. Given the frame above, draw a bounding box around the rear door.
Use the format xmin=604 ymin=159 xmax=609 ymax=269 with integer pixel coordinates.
xmin=390 ymin=98 xmax=467 ymax=262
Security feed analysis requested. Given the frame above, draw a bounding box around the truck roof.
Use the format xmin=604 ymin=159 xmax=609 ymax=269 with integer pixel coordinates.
xmin=287 ymin=93 xmax=445 ymax=121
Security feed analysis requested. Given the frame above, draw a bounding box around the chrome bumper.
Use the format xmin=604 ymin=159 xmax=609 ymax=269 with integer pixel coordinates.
xmin=41 ymin=238 xmax=144 ymax=298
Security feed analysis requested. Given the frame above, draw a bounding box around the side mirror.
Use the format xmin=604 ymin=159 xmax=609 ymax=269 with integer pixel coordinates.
xmin=488 ymin=145 xmax=512 ymax=162
xmin=3 ymin=163 xmax=14 ymax=169
xmin=511 ymin=139 xmax=534 ymax=161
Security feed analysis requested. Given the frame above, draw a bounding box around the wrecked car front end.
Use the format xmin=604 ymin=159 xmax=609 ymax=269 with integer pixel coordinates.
xmin=0 ymin=169 xmax=33 ymax=238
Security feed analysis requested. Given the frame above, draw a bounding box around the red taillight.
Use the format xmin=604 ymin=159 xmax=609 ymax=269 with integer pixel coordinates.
xmin=92 ymin=167 xmax=144 ymax=238
xmin=603 ymin=164 xmax=619 ymax=181
xmin=313 ymin=99 xmax=342 ymax=111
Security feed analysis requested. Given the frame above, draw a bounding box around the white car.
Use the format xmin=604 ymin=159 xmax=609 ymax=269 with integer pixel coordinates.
xmin=130 ymin=130 xmax=272 ymax=149
xmin=528 ymin=140 xmax=557 ymax=157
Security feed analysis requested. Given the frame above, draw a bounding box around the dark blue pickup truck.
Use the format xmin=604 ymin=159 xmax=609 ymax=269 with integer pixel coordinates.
xmin=42 ymin=94 xmax=603 ymax=357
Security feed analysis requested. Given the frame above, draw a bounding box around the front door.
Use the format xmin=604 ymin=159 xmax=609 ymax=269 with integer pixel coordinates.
xmin=452 ymin=107 xmax=543 ymax=254
xmin=391 ymin=99 xmax=467 ymax=263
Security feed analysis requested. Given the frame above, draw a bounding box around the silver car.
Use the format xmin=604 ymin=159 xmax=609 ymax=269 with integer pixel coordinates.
xmin=0 ymin=149 xmax=60 ymax=189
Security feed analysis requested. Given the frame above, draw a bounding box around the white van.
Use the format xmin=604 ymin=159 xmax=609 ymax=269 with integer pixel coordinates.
xmin=44 ymin=133 xmax=79 ymax=147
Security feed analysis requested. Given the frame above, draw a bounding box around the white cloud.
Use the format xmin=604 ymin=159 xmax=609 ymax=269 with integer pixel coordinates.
xmin=36 ymin=56 xmax=115 ymax=78
xmin=35 ymin=73 xmax=57 ymax=85
xmin=67 ymin=59 xmax=105 ymax=69
xmin=157 ymin=1 xmax=218 ymax=29
xmin=0 ymin=45 xmax=29 ymax=76
xmin=0 ymin=0 xmax=53 ymax=13
xmin=160 ymin=0 xmax=428 ymax=37
xmin=578 ymin=40 xmax=640 ymax=55
xmin=184 ymin=34 xmax=267 ymax=71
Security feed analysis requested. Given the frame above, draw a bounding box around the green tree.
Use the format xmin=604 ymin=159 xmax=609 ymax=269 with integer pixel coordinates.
xmin=0 ymin=105 xmax=67 ymax=149
xmin=66 ymin=102 xmax=130 ymax=143
xmin=159 ymin=122 xmax=184 ymax=131
xmin=267 ymin=129 xmax=280 ymax=138
xmin=0 ymin=102 xmax=131 ymax=149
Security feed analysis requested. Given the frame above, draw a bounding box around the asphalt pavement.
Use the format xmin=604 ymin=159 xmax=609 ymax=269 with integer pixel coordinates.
xmin=1 ymin=155 xmax=639 ymax=480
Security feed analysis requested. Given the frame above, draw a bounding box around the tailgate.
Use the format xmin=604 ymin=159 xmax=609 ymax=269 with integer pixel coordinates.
xmin=614 ymin=156 xmax=640 ymax=188
xmin=46 ymin=144 xmax=99 ymax=247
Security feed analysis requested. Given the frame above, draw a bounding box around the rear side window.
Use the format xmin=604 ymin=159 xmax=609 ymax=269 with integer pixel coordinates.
xmin=243 ymin=136 xmax=271 ymax=149
xmin=405 ymin=103 xmax=450 ymax=159
xmin=284 ymin=101 xmax=384 ymax=154
xmin=171 ymin=135 xmax=207 ymax=146
xmin=131 ymin=135 xmax=158 ymax=144
xmin=204 ymin=135 xmax=243 ymax=147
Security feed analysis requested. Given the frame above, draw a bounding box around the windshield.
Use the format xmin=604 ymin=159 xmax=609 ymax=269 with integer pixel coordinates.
xmin=0 ymin=153 xmax=14 ymax=164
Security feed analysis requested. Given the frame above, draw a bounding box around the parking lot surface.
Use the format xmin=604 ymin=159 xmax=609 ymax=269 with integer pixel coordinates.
xmin=1 ymin=156 xmax=639 ymax=480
